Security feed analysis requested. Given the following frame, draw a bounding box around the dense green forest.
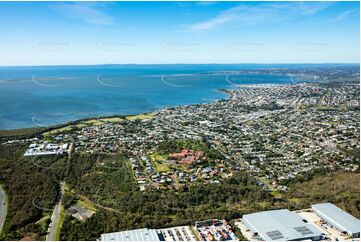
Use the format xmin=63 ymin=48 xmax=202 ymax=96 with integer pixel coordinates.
xmin=0 ymin=144 xmax=66 ymax=240
xmin=59 ymin=152 xmax=360 ymax=240
xmin=61 ymin=164 xmax=275 ymax=240
xmin=0 ymin=138 xmax=359 ymax=240
xmin=65 ymin=153 xmax=136 ymax=201
xmin=286 ymin=172 xmax=360 ymax=218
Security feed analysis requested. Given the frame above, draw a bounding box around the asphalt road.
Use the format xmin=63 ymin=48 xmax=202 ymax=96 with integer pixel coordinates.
xmin=0 ymin=185 xmax=7 ymax=235
xmin=46 ymin=183 xmax=64 ymax=241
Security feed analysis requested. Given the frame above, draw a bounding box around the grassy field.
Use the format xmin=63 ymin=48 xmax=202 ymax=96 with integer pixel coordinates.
xmin=154 ymin=162 xmax=171 ymax=173
xmin=81 ymin=119 xmax=104 ymax=125
xmin=0 ymin=114 xmax=149 ymax=138
xmin=149 ymin=153 xmax=171 ymax=173
xmin=314 ymin=105 xmax=344 ymax=111
xmin=42 ymin=117 xmax=126 ymax=137
xmin=42 ymin=125 xmax=73 ymax=137
xmin=126 ymin=114 xmax=154 ymax=121
xmin=99 ymin=117 xmax=125 ymax=123
xmin=149 ymin=153 xmax=167 ymax=162
xmin=0 ymin=113 xmax=150 ymax=139
xmin=78 ymin=199 xmax=97 ymax=212
xmin=74 ymin=123 xmax=87 ymax=128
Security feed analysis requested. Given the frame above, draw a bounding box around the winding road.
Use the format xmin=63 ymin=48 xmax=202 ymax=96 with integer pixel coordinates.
xmin=0 ymin=185 xmax=7 ymax=236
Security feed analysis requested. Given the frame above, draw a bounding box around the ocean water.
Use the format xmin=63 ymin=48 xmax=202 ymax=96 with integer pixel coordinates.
xmin=0 ymin=64 xmax=314 ymax=130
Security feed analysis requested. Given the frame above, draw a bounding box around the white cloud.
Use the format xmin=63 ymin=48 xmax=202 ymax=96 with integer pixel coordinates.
xmin=281 ymin=2 xmax=333 ymax=15
xmin=52 ymin=2 xmax=114 ymax=26
xmin=186 ymin=2 xmax=333 ymax=32
xmin=328 ymin=9 xmax=358 ymax=23
xmin=187 ymin=4 xmax=247 ymax=32
xmin=196 ymin=2 xmax=218 ymax=6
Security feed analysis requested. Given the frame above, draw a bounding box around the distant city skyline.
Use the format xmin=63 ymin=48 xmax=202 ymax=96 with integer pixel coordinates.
xmin=0 ymin=1 xmax=359 ymax=66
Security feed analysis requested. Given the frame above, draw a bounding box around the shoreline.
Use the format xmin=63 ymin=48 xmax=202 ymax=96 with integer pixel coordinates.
xmin=0 ymin=79 xmax=312 ymax=133
xmin=0 ymin=67 xmax=320 ymax=132
xmin=0 ymin=80 xmax=309 ymax=134
xmin=0 ymin=88 xmax=232 ymax=134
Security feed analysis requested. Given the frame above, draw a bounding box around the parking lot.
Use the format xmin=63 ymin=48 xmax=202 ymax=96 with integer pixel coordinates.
xmin=235 ymin=220 xmax=256 ymax=241
xmin=296 ymin=209 xmax=357 ymax=241
xmin=158 ymin=226 xmax=197 ymax=241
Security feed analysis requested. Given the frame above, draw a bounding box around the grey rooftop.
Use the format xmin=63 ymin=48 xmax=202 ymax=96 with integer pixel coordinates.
xmin=312 ymin=203 xmax=360 ymax=237
xmin=242 ymin=209 xmax=323 ymax=241
xmin=101 ymin=228 xmax=161 ymax=241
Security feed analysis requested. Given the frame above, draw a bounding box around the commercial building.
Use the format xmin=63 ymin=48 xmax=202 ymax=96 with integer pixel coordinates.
xmin=100 ymin=228 xmax=161 ymax=241
xmin=157 ymin=226 xmax=197 ymax=241
xmin=194 ymin=219 xmax=238 ymax=241
xmin=24 ymin=142 xmax=69 ymax=156
xmin=241 ymin=209 xmax=323 ymax=241
xmin=312 ymin=203 xmax=360 ymax=238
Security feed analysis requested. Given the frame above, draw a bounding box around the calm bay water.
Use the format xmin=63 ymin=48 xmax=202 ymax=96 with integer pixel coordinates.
xmin=0 ymin=64 xmax=312 ymax=130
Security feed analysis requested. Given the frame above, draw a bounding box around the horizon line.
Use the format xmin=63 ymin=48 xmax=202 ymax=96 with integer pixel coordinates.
xmin=0 ymin=62 xmax=359 ymax=68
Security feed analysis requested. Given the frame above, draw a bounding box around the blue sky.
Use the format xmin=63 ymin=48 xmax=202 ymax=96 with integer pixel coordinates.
xmin=0 ymin=1 xmax=359 ymax=65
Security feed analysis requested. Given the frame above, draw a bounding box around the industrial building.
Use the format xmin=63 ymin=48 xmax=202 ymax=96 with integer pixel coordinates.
xmin=100 ymin=228 xmax=161 ymax=241
xmin=241 ymin=209 xmax=323 ymax=241
xmin=312 ymin=203 xmax=360 ymax=238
